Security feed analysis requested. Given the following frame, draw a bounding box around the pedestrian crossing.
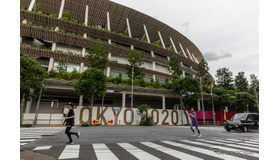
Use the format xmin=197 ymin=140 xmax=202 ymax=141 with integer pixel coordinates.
xmin=20 ymin=127 xmax=64 ymax=146
xmin=28 ymin=138 xmax=259 ymax=160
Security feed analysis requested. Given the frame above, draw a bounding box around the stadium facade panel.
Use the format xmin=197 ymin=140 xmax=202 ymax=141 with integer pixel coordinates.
xmin=20 ymin=0 xmax=212 ymax=117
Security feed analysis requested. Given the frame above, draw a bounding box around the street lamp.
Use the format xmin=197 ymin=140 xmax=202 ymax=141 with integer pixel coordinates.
xmin=199 ymin=74 xmax=208 ymax=125
xmin=254 ymin=87 xmax=259 ymax=110
xmin=33 ymin=78 xmax=44 ymax=126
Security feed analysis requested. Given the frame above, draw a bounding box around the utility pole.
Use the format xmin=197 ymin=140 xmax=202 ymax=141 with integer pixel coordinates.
xmin=33 ymin=78 xmax=44 ymax=126
xmin=211 ymin=86 xmax=216 ymax=126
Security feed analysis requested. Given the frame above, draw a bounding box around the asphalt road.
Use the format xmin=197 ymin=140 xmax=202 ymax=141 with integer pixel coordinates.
xmin=21 ymin=126 xmax=259 ymax=160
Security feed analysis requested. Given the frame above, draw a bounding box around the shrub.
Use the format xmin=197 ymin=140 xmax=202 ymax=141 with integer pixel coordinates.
xmin=21 ymin=124 xmax=32 ymax=127
xmin=70 ymin=19 xmax=78 ymax=23
xmin=62 ymin=10 xmax=71 ymax=21
xmin=137 ymin=104 xmax=153 ymax=126
xmin=81 ymin=124 xmax=90 ymax=127
xmin=49 ymin=13 xmax=57 ymax=18
xmin=34 ymin=3 xmax=41 ymax=13
xmin=70 ymin=68 xmax=80 ymax=80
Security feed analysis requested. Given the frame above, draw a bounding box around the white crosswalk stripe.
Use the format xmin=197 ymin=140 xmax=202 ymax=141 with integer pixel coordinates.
xmin=162 ymin=140 xmax=246 ymax=160
xmin=20 ymin=127 xmax=64 ymax=146
xmin=33 ymin=146 xmax=52 ymax=150
xmin=58 ymin=145 xmax=80 ymax=159
xmin=182 ymin=139 xmax=259 ymax=158
xmin=118 ymin=143 xmax=160 ymax=160
xmin=227 ymin=139 xmax=259 ymax=145
xmin=210 ymin=139 xmax=259 ymax=148
xmin=93 ymin=143 xmax=118 ymax=160
xmin=30 ymin=138 xmax=259 ymax=160
xmin=141 ymin=141 xmax=203 ymax=160
xmin=197 ymin=139 xmax=259 ymax=152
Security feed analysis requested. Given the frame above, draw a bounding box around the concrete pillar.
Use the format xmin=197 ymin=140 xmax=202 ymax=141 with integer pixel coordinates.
xmin=126 ymin=18 xmax=132 ymax=38
xmin=28 ymin=0 xmax=36 ymax=11
xmin=169 ymin=37 xmax=178 ymax=53
xmin=197 ymin=100 xmax=201 ymax=111
xmin=84 ymin=5 xmax=88 ymax=26
xmin=107 ymin=12 xmax=110 ymax=31
xmin=79 ymin=95 xmax=83 ymax=106
xmin=143 ymin=25 xmax=151 ymax=43
xmin=80 ymin=62 xmax=84 ymax=73
xmin=48 ymin=57 xmax=54 ymax=72
xmin=25 ymin=89 xmax=34 ymax=113
xmin=58 ymin=0 xmax=66 ymax=19
xmin=167 ymin=56 xmax=170 ymax=61
xmin=82 ymin=48 xmax=86 ymax=57
xmin=183 ymin=71 xmax=186 ymax=78
xmin=151 ymin=51 xmax=155 ymax=57
xmin=106 ymin=67 xmax=110 ymax=77
xmin=179 ymin=43 xmax=188 ymax=58
xmin=162 ymin=95 xmax=166 ymax=109
xmin=192 ymin=53 xmax=199 ymax=63
xmin=158 ymin=31 xmax=166 ymax=49
xmin=153 ymin=75 xmax=156 ymax=81
xmin=130 ymin=45 xmax=134 ymax=50
xmin=20 ymin=37 xmax=23 ymax=43
xmin=108 ymin=53 xmax=111 ymax=59
xmin=51 ymin=42 xmax=57 ymax=52
xmin=152 ymin=62 xmax=155 ymax=70
xmin=186 ymin=48 xmax=194 ymax=61
xmin=122 ymin=92 xmax=126 ymax=108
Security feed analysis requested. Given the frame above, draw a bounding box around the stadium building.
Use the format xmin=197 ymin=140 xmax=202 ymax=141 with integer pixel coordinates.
xmin=20 ymin=0 xmax=214 ymax=124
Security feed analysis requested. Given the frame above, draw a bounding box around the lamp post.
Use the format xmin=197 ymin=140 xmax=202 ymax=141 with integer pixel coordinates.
xmin=33 ymin=78 xmax=44 ymax=127
xmin=254 ymin=87 xmax=259 ymax=110
xmin=130 ymin=66 xmax=134 ymax=126
xmin=210 ymin=86 xmax=216 ymax=126
xmin=199 ymin=74 xmax=208 ymax=125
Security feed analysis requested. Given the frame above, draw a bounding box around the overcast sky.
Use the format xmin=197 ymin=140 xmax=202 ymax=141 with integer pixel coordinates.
xmin=111 ymin=0 xmax=259 ymax=82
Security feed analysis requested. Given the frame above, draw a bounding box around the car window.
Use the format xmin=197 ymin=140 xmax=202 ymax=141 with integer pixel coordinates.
xmin=253 ymin=114 xmax=259 ymax=120
xmin=232 ymin=114 xmax=247 ymax=120
xmin=247 ymin=115 xmax=254 ymax=121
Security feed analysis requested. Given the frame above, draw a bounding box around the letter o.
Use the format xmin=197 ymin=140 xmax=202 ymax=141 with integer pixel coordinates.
xmin=151 ymin=109 xmax=159 ymax=125
xmin=79 ymin=106 xmax=91 ymax=124
xmin=171 ymin=110 xmax=179 ymax=125
xmin=124 ymin=108 xmax=134 ymax=125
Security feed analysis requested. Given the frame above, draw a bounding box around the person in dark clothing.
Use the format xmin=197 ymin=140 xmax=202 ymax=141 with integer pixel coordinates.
xmin=189 ymin=107 xmax=201 ymax=138
xmin=64 ymin=102 xmax=80 ymax=144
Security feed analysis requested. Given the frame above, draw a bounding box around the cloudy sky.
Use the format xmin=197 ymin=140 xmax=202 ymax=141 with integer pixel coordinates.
xmin=111 ymin=0 xmax=259 ymax=82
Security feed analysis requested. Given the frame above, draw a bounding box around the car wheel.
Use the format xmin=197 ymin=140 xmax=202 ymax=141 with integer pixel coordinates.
xmin=242 ymin=126 xmax=248 ymax=132
xmin=226 ymin=129 xmax=231 ymax=132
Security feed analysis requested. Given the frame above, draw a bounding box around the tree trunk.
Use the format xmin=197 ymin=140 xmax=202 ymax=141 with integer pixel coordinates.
xmin=90 ymin=94 xmax=93 ymax=125
xmin=20 ymin=93 xmax=26 ymax=125
xmin=180 ymin=96 xmax=191 ymax=125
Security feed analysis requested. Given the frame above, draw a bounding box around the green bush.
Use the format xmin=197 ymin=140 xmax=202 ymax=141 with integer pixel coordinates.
xmin=21 ymin=124 xmax=32 ymax=127
xmin=34 ymin=3 xmax=41 ymax=13
xmin=70 ymin=68 xmax=80 ymax=80
xmin=81 ymin=124 xmax=90 ymax=127
xmin=70 ymin=19 xmax=78 ymax=23
xmin=49 ymin=13 xmax=58 ymax=18
xmin=62 ymin=10 xmax=71 ymax=21
xmin=139 ymin=116 xmax=153 ymax=126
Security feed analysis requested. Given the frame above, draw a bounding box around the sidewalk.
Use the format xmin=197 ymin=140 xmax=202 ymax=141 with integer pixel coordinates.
xmin=21 ymin=149 xmax=56 ymax=160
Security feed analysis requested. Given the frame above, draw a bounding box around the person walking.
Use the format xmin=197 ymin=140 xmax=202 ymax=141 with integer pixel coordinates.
xmin=189 ymin=107 xmax=201 ymax=138
xmin=64 ymin=102 xmax=80 ymax=144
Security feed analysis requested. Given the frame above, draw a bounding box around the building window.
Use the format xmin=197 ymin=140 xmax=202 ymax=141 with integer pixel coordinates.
xmin=110 ymin=70 xmax=129 ymax=79
xmin=154 ymin=53 xmax=168 ymax=61
xmin=156 ymin=78 xmax=165 ymax=84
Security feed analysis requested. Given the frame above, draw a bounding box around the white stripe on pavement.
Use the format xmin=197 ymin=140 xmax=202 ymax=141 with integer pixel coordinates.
xmin=227 ymin=139 xmax=259 ymax=145
xmin=20 ymin=139 xmax=36 ymax=142
xmin=162 ymin=140 xmax=246 ymax=160
xmin=58 ymin=145 xmax=80 ymax=159
xmin=201 ymin=139 xmax=259 ymax=151
xmin=141 ymin=141 xmax=202 ymax=160
xmin=183 ymin=139 xmax=259 ymax=158
xmin=118 ymin=143 xmax=160 ymax=160
xmin=92 ymin=143 xmax=118 ymax=160
xmin=33 ymin=146 xmax=52 ymax=150
xmin=20 ymin=143 xmax=27 ymax=146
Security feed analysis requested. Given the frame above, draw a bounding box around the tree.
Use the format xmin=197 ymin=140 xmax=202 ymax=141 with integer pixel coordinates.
xmin=249 ymin=74 xmax=259 ymax=92
xmin=20 ymin=56 xmax=45 ymax=124
xmin=168 ymin=56 xmax=182 ymax=79
xmin=235 ymin=92 xmax=258 ymax=113
xmin=234 ymin=71 xmax=248 ymax=92
xmin=212 ymin=87 xmax=232 ymax=111
xmin=137 ymin=104 xmax=153 ymax=126
xmin=87 ymin=43 xmax=108 ymax=70
xmin=125 ymin=49 xmax=145 ymax=79
xmin=73 ymin=68 xmax=107 ymax=124
xmin=215 ymin=68 xmax=234 ymax=90
xmin=170 ymin=76 xmax=200 ymax=124
xmin=197 ymin=58 xmax=211 ymax=86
